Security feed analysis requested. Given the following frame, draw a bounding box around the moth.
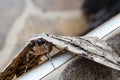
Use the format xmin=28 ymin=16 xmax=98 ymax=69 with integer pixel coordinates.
xmin=0 ymin=33 xmax=120 ymax=80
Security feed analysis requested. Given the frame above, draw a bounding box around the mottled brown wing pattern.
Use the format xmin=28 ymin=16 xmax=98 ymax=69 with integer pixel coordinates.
xmin=0 ymin=43 xmax=31 ymax=80
xmin=0 ymin=38 xmax=53 ymax=80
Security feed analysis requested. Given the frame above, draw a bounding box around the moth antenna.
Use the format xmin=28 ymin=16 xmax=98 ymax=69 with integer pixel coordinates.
xmin=54 ymin=45 xmax=62 ymax=51
xmin=45 ymin=53 xmax=55 ymax=69
xmin=54 ymin=45 xmax=66 ymax=53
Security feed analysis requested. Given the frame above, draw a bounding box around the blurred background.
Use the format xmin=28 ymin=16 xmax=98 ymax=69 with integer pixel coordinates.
xmin=0 ymin=0 xmax=88 ymax=71
xmin=0 ymin=0 xmax=119 ymax=72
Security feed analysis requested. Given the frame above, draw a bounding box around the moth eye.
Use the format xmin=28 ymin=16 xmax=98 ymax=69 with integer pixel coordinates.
xmin=37 ymin=38 xmax=45 ymax=46
xmin=30 ymin=40 xmax=35 ymax=47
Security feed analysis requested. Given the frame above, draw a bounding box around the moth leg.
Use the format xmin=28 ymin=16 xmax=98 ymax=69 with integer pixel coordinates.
xmin=24 ymin=51 xmax=29 ymax=73
xmin=45 ymin=53 xmax=55 ymax=69
xmin=54 ymin=45 xmax=64 ymax=51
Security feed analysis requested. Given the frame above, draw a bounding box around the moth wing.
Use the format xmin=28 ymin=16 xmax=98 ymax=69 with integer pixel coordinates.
xmin=0 ymin=42 xmax=43 ymax=79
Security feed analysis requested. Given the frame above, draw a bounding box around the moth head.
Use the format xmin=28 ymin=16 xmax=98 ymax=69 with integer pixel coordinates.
xmin=29 ymin=38 xmax=52 ymax=56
